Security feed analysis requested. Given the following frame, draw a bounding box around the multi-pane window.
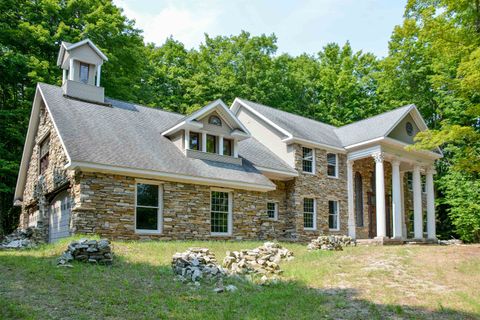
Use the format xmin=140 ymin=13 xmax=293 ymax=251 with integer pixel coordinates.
xmin=267 ymin=202 xmax=277 ymax=220
xmin=223 ymin=138 xmax=233 ymax=156
xmin=189 ymin=132 xmax=200 ymax=150
xmin=302 ymin=147 xmax=314 ymax=173
xmin=39 ymin=135 xmax=50 ymax=175
xmin=328 ymin=200 xmax=339 ymax=230
xmin=206 ymin=134 xmax=217 ymax=153
xmin=303 ymin=198 xmax=315 ymax=229
xmin=136 ymin=183 xmax=161 ymax=232
xmin=211 ymin=191 xmax=231 ymax=234
xmin=208 ymin=115 xmax=222 ymax=126
xmin=327 ymin=153 xmax=337 ymax=177
xmin=79 ymin=63 xmax=89 ymax=84
xmin=407 ymin=172 xmax=413 ymax=191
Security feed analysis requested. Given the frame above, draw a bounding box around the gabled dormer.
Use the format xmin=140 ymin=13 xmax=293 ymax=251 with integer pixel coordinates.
xmin=162 ymin=100 xmax=250 ymax=165
xmin=57 ymin=39 xmax=108 ymax=104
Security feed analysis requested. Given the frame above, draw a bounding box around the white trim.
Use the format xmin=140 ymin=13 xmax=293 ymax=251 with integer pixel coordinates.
xmin=328 ymin=200 xmax=340 ymax=231
xmin=303 ymin=198 xmax=317 ymax=231
xmin=344 ymin=137 xmax=384 ymax=150
xmin=267 ymin=201 xmax=278 ymax=220
xmin=231 ymin=98 xmax=293 ymax=138
xmin=326 ymin=153 xmax=338 ymax=178
xmin=210 ymin=190 xmax=233 ymax=236
xmin=254 ymin=166 xmax=298 ymax=177
xmin=66 ymin=161 xmax=276 ymax=192
xmin=134 ymin=182 xmax=163 ymax=234
xmin=382 ymin=137 xmax=442 ymax=159
xmin=282 ymin=137 xmax=346 ymax=153
xmin=61 ymin=39 xmax=108 ymax=62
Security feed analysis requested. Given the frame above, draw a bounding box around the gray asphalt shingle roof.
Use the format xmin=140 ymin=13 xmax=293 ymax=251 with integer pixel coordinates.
xmin=236 ymin=98 xmax=415 ymax=148
xmin=39 ymin=83 xmax=279 ymax=189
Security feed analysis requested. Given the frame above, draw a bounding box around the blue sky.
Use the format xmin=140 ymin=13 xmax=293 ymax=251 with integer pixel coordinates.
xmin=113 ymin=0 xmax=407 ymax=58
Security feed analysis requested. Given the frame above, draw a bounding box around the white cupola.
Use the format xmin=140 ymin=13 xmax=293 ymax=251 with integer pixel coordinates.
xmin=57 ymin=39 xmax=108 ymax=104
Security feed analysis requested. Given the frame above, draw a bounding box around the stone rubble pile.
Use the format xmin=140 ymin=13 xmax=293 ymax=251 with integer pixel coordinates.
xmin=222 ymin=242 xmax=293 ymax=281
xmin=172 ymin=248 xmax=225 ymax=282
xmin=57 ymin=239 xmax=113 ymax=266
xmin=0 ymin=228 xmax=41 ymax=249
xmin=438 ymin=239 xmax=463 ymax=245
xmin=307 ymin=235 xmax=356 ymax=251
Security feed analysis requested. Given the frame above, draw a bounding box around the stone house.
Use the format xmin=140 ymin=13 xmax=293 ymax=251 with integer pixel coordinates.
xmin=14 ymin=39 xmax=442 ymax=243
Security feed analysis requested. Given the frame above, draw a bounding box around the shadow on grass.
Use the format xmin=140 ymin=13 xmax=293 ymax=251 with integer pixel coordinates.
xmin=0 ymin=251 xmax=477 ymax=320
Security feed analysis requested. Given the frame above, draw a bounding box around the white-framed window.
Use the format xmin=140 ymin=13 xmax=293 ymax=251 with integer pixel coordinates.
xmin=267 ymin=202 xmax=278 ymax=220
xmin=302 ymin=147 xmax=315 ymax=174
xmin=79 ymin=62 xmax=89 ymax=84
xmin=407 ymin=172 xmax=413 ymax=191
xmin=135 ymin=182 xmax=163 ymax=234
xmin=189 ymin=131 xmax=201 ymax=150
xmin=327 ymin=153 xmax=338 ymax=178
xmin=328 ymin=200 xmax=340 ymax=230
xmin=303 ymin=198 xmax=316 ymax=230
xmin=211 ymin=190 xmax=232 ymax=235
xmin=421 ymin=175 xmax=426 ymax=193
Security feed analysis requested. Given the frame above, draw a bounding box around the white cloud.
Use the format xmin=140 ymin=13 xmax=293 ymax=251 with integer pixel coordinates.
xmin=114 ymin=0 xmax=222 ymax=47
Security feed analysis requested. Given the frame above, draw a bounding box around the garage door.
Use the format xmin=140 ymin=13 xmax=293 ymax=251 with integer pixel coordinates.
xmin=49 ymin=192 xmax=71 ymax=243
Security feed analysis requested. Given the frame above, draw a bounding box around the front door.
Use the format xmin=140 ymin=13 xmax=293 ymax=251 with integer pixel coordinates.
xmin=368 ymin=192 xmax=376 ymax=238
xmin=49 ymin=192 xmax=71 ymax=243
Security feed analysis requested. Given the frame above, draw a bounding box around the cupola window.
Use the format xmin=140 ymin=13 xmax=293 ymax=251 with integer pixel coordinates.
xmin=79 ymin=62 xmax=89 ymax=84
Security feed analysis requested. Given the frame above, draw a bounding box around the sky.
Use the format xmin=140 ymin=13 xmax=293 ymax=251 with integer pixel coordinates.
xmin=112 ymin=0 xmax=407 ymax=58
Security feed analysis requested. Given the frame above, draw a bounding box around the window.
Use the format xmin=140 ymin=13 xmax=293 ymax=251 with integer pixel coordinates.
xmin=79 ymin=63 xmax=89 ymax=84
xmin=421 ymin=175 xmax=426 ymax=193
xmin=208 ymin=115 xmax=222 ymax=126
xmin=406 ymin=122 xmax=414 ymax=136
xmin=327 ymin=153 xmax=338 ymax=177
xmin=223 ymin=138 xmax=233 ymax=156
xmin=39 ymin=135 xmax=50 ymax=175
xmin=303 ymin=198 xmax=316 ymax=230
xmin=355 ymin=172 xmax=364 ymax=227
xmin=407 ymin=172 xmax=413 ymax=191
xmin=206 ymin=134 xmax=217 ymax=153
xmin=189 ymin=132 xmax=200 ymax=150
xmin=135 ymin=183 xmax=162 ymax=233
xmin=302 ymin=147 xmax=314 ymax=173
xmin=267 ymin=202 xmax=278 ymax=220
xmin=329 ymin=200 xmax=339 ymax=230
xmin=211 ymin=191 xmax=231 ymax=234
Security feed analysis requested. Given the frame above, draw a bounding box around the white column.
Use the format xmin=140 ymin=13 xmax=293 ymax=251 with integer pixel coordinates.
xmin=184 ymin=129 xmax=190 ymax=151
xmin=69 ymin=59 xmax=74 ymax=80
xmin=233 ymin=139 xmax=239 ymax=158
xmin=372 ymin=151 xmax=386 ymax=238
xmin=201 ymin=132 xmax=207 ymax=152
xmin=413 ymin=165 xmax=423 ymax=240
xmin=426 ymin=167 xmax=436 ymax=240
xmin=347 ymin=160 xmax=356 ymax=239
xmin=219 ymin=135 xmax=224 ymax=155
xmin=96 ymin=65 xmax=102 ymax=87
xmin=391 ymin=160 xmax=403 ymax=240
xmin=400 ymin=171 xmax=407 ymax=239
xmin=62 ymin=69 xmax=67 ymax=84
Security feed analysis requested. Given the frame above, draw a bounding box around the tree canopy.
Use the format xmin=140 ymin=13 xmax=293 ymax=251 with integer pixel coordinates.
xmin=0 ymin=0 xmax=478 ymax=241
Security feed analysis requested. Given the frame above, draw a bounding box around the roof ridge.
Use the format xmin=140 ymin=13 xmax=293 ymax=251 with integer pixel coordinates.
xmin=336 ymin=104 xmax=414 ymax=131
xmin=237 ymin=98 xmax=338 ymax=129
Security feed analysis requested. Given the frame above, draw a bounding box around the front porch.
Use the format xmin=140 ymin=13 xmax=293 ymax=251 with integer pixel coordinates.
xmin=346 ymin=144 xmax=438 ymax=244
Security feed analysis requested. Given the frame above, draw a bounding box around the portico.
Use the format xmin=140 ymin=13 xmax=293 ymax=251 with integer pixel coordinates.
xmin=346 ymin=141 xmax=440 ymax=243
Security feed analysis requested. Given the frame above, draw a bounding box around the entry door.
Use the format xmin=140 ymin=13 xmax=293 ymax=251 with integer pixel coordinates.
xmin=49 ymin=192 xmax=71 ymax=243
xmin=367 ymin=192 xmax=376 ymax=238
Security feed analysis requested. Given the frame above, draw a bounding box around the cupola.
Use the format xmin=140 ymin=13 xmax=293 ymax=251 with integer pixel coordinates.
xmin=57 ymin=39 xmax=108 ymax=104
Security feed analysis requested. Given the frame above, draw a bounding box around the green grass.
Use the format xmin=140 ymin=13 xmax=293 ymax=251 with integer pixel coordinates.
xmin=1 ymin=238 xmax=479 ymax=319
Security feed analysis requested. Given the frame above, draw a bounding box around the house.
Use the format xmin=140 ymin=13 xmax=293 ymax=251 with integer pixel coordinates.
xmin=14 ymin=39 xmax=442 ymax=243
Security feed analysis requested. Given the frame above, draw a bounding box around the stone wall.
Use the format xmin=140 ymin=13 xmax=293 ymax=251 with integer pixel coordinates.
xmin=71 ymin=171 xmax=291 ymax=241
xmin=20 ymin=102 xmax=74 ymax=241
xmin=287 ymin=144 xmax=348 ymax=242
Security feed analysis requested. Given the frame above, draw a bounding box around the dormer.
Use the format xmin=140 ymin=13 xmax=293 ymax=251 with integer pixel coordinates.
xmin=57 ymin=39 xmax=108 ymax=104
xmin=162 ymin=100 xmax=250 ymax=165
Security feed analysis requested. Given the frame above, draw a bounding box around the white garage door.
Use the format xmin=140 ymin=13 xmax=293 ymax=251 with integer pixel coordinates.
xmin=49 ymin=192 xmax=71 ymax=243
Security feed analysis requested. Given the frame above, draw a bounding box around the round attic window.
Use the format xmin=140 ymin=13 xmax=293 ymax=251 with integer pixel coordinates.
xmin=208 ymin=115 xmax=222 ymax=126
xmin=406 ymin=122 xmax=414 ymax=136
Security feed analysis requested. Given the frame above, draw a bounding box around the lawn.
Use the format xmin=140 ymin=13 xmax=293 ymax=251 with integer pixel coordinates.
xmin=1 ymin=238 xmax=479 ymax=320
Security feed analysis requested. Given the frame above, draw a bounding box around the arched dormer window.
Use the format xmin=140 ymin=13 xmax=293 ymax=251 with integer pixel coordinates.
xmin=208 ymin=115 xmax=222 ymax=126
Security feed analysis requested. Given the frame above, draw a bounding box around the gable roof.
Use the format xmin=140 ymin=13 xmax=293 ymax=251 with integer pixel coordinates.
xmin=56 ymin=39 xmax=108 ymax=66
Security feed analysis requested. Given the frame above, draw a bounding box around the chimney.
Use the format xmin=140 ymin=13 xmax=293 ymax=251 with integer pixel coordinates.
xmin=56 ymin=39 xmax=108 ymax=104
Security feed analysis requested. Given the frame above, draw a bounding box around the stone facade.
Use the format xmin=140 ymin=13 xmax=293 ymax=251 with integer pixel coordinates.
xmin=19 ymin=103 xmax=74 ymax=242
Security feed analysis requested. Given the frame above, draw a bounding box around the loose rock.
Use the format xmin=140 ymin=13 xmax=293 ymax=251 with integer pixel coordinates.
xmin=307 ymin=235 xmax=356 ymax=251
xmin=172 ymin=248 xmax=225 ymax=282
xmin=57 ymin=239 xmax=113 ymax=265
xmin=0 ymin=228 xmax=42 ymax=249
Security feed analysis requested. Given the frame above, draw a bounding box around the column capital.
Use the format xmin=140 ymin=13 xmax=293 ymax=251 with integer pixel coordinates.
xmin=426 ymin=166 xmax=436 ymax=175
xmin=391 ymin=159 xmax=401 ymax=167
xmin=347 ymin=159 xmax=354 ymax=167
xmin=372 ymin=151 xmax=384 ymax=163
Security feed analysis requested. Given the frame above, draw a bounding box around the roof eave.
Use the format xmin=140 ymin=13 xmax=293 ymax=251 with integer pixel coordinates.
xmin=282 ymin=137 xmax=346 ymax=153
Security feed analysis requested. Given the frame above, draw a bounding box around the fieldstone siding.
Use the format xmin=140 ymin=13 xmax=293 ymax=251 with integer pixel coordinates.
xmin=19 ymin=103 xmax=74 ymax=241
xmin=71 ymin=172 xmax=291 ymax=240
xmin=287 ymin=144 xmax=348 ymax=242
